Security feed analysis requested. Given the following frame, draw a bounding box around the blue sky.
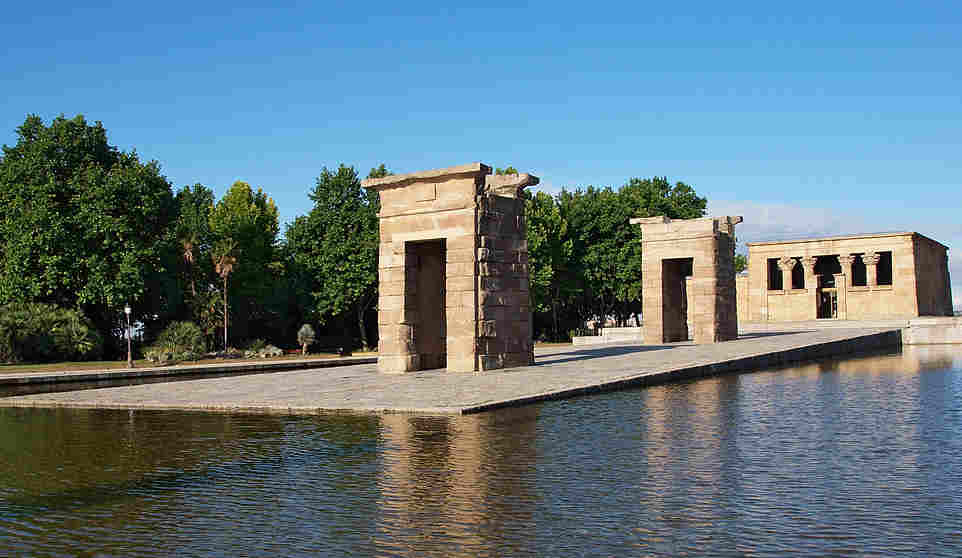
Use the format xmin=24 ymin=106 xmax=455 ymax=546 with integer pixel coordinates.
xmin=3 ymin=1 xmax=960 ymax=308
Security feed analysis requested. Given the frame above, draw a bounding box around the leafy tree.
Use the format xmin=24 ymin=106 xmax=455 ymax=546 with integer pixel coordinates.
xmin=209 ymin=181 xmax=280 ymax=345
xmin=525 ymin=191 xmax=573 ymax=340
xmin=0 ymin=114 xmax=177 ymax=351
xmin=286 ymin=164 xmax=381 ymax=349
xmin=735 ymin=253 xmax=748 ymax=274
xmin=495 ymin=166 xmax=519 ymax=175
xmin=368 ymin=164 xmax=391 ymax=179
xmin=525 ymin=176 xmax=707 ymax=338
xmin=174 ymin=183 xmax=215 ymax=300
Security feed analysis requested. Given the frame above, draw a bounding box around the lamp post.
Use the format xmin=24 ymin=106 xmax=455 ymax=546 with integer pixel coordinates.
xmin=124 ymin=304 xmax=133 ymax=368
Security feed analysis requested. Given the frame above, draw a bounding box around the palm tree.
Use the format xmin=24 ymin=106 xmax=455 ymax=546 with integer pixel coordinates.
xmin=212 ymin=239 xmax=237 ymax=351
xmin=178 ymin=226 xmax=200 ymax=297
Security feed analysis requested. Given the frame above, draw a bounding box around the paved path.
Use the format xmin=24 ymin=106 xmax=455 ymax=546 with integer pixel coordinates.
xmin=0 ymin=328 xmax=899 ymax=415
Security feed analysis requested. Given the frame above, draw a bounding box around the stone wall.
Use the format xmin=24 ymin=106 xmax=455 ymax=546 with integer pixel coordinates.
xmin=736 ymin=274 xmax=749 ymax=324
xmin=914 ymin=234 xmax=954 ymax=316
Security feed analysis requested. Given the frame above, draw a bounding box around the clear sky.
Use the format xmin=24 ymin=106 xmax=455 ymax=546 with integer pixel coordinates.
xmin=3 ymin=1 xmax=960 ymax=308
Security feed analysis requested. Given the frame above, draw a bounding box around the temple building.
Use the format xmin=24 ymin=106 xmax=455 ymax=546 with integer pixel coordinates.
xmin=738 ymin=232 xmax=953 ymax=322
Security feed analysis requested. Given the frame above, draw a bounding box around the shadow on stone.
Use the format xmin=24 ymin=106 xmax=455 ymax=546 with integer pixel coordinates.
xmin=533 ymin=344 xmax=675 ymax=366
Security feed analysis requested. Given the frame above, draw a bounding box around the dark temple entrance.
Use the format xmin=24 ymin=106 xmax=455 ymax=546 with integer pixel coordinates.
xmin=662 ymin=257 xmax=694 ymax=342
xmin=408 ymin=239 xmax=447 ymax=370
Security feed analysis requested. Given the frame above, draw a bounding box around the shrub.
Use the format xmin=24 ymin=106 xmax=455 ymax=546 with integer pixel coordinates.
xmin=144 ymin=321 xmax=205 ymax=364
xmin=0 ymin=303 xmax=103 ymax=363
xmin=297 ymin=324 xmax=316 ymax=355
xmin=244 ymin=344 xmax=283 ymax=359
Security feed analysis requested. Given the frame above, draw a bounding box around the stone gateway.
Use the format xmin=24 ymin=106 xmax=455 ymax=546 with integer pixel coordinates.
xmin=631 ymin=215 xmax=743 ymax=345
xmin=363 ymin=163 xmax=536 ymax=374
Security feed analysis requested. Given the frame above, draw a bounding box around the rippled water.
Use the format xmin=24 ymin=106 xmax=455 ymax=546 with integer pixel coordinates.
xmin=2 ymin=346 xmax=961 ymax=557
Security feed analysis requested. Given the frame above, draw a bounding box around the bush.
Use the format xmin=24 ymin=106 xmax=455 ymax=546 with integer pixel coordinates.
xmin=144 ymin=321 xmax=205 ymax=364
xmin=244 ymin=344 xmax=283 ymax=359
xmin=297 ymin=324 xmax=316 ymax=355
xmin=0 ymin=303 xmax=103 ymax=363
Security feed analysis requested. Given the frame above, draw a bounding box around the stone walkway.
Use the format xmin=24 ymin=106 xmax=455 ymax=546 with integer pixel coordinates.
xmin=0 ymin=328 xmax=899 ymax=415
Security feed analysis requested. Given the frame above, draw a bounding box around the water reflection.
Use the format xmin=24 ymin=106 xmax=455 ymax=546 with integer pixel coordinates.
xmin=374 ymin=408 xmax=540 ymax=557
xmin=1 ymin=346 xmax=961 ymax=557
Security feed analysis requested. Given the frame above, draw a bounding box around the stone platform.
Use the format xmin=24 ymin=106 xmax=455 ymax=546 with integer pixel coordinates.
xmin=0 ymin=355 xmax=377 ymax=387
xmin=0 ymin=328 xmax=900 ymax=415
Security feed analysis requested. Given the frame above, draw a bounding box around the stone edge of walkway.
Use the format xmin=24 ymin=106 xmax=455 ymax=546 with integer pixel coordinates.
xmin=459 ymin=328 xmax=903 ymax=414
xmin=0 ymin=356 xmax=378 ymax=386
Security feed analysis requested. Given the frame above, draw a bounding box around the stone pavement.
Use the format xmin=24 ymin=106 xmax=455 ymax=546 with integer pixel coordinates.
xmin=0 ymin=328 xmax=900 ymax=415
xmin=0 ymin=355 xmax=376 ymax=386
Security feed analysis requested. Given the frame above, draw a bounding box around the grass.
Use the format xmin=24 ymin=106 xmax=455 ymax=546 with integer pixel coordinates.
xmin=0 ymin=351 xmax=376 ymax=374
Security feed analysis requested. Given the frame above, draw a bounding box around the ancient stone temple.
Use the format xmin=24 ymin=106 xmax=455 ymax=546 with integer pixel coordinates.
xmin=362 ymin=163 xmax=536 ymax=374
xmin=741 ymin=232 xmax=952 ymax=321
xmin=631 ymin=215 xmax=742 ymax=344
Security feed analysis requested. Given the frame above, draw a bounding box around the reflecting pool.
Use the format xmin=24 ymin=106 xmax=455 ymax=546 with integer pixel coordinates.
xmin=2 ymin=346 xmax=960 ymax=556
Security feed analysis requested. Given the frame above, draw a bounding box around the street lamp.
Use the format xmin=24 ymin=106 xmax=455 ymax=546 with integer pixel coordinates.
xmin=124 ymin=304 xmax=133 ymax=368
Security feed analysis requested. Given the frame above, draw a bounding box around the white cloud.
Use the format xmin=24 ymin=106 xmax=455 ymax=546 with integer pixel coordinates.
xmin=708 ymin=200 xmax=962 ymax=312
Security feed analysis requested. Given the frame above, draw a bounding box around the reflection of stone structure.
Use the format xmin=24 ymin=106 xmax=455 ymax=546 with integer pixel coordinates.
xmin=363 ymin=163 xmax=537 ymax=373
xmin=743 ymin=232 xmax=952 ymax=321
xmin=631 ymin=215 xmax=742 ymax=344
xmin=375 ymin=409 xmax=540 ymax=556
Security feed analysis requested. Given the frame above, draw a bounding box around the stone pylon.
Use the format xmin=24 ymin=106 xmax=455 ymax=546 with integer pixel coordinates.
xmin=363 ymin=163 xmax=537 ymax=373
xmin=631 ymin=215 xmax=742 ymax=344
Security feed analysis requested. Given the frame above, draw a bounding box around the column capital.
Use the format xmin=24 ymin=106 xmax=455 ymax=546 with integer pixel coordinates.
xmin=837 ymin=254 xmax=856 ymax=269
xmin=777 ymin=256 xmax=797 ymax=271
xmin=801 ymin=255 xmax=818 ymax=271
xmin=862 ymin=251 xmax=881 ymax=266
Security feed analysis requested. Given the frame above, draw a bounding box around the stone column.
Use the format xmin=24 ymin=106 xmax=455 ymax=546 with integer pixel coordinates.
xmin=837 ymin=254 xmax=855 ymax=320
xmin=863 ymin=251 xmax=880 ymax=286
xmin=801 ymin=256 xmax=818 ymax=319
xmin=777 ymin=256 xmax=797 ymax=290
xmin=838 ymin=254 xmax=855 ymax=279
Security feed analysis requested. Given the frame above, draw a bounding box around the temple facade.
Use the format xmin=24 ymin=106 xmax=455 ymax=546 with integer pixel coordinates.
xmin=739 ymin=232 xmax=952 ymax=322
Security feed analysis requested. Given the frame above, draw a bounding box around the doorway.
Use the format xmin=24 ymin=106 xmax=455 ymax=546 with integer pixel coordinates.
xmin=408 ymin=239 xmax=447 ymax=370
xmin=662 ymin=258 xmax=694 ymax=342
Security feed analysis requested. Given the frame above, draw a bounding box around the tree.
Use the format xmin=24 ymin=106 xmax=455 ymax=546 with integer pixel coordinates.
xmin=0 ymin=114 xmax=177 ymax=352
xmin=174 ymin=183 xmax=215 ymax=300
xmin=495 ymin=165 xmax=519 ymax=175
xmin=525 ymin=191 xmax=573 ymax=340
xmin=211 ymin=239 xmax=237 ymax=350
xmin=297 ymin=323 xmax=316 ymax=355
xmin=286 ymin=164 xmax=381 ymax=349
xmin=208 ymin=181 xmax=280 ymax=345
xmin=735 ymin=253 xmax=748 ymax=274
xmin=524 ymin=176 xmax=708 ymax=338
xmin=368 ymin=164 xmax=391 ymax=179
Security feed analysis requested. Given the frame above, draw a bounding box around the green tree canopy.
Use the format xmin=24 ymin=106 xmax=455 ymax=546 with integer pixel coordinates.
xmin=285 ymin=164 xmax=381 ymax=348
xmin=525 ymin=176 xmax=707 ymax=340
xmin=0 ymin=114 xmax=177 ymax=347
xmin=208 ymin=181 xmax=280 ymax=343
